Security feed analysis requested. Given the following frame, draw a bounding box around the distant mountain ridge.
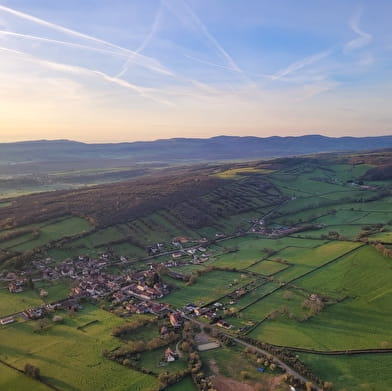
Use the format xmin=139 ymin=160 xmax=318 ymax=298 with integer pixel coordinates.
xmin=2 ymin=134 xmax=392 ymax=163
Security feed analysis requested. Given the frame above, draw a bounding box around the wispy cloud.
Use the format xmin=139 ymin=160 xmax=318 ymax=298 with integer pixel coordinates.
xmin=270 ymin=48 xmax=334 ymax=80
xmin=115 ymin=1 xmax=163 ymax=78
xmin=359 ymin=52 xmax=374 ymax=66
xmin=302 ymin=80 xmax=340 ymax=99
xmin=344 ymin=7 xmax=372 ymax=52
xmin=0 ymin=30 xmax=140 ymax=58
xmin=162 ymin=0 xmax=251 ymax=83
xmin=184 ymin=54 xmax=238 ymax=72
xmin=0 ymin=46 xmax=174 ymax=105
xmin=0 ymin=4 xmax=173 ymax=76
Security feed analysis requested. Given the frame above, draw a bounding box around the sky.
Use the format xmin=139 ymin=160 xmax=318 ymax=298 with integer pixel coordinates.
xmin=0 ymin=0 xmax=391 ymax=143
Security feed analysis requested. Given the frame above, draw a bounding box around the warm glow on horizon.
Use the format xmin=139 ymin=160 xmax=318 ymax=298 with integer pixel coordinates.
xmin=0 ymin=0 xmax=391 ymax=143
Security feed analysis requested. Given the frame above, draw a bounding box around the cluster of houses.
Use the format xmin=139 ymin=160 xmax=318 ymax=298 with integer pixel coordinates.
xmin=251 ymin=224 xmax=324 ymax=237
xmin=32 ymin=255 xmax=109 ymax=281
xmin=169 ymin=311 xmax=183 ymax=328
xmin=8 ymin=279 xmax=25 ymax=293
xmin=164 ymin=347 xmax=179 ymax=362
xmin=22 ymin=299 xmax=81 ymax=320
xmin=171 ymin=246 xmax=209 ymax=262
xmin=123 ymin=300 xmax=168 ymax=315
xmin=147 ymin=236 xmax=209 ymax=256
xmin=0 ymin=316 xmax=15 ymax=325
xmin=183 ymin=302 xmax=234 ymax=329
xmin=111 ymin=271 xmax=169 ymax=303
xmin=27 ymin=255 xmax=172 ymax=303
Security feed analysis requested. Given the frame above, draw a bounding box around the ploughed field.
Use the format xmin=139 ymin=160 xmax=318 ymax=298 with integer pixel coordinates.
xmin=1 ymin=152 xmax=392 ymax=390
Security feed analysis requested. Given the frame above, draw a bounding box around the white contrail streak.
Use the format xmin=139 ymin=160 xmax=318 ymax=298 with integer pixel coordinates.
xmin=0 ymin=30 xmax=139 ymax=58
xmin=0 ymin=46 xmax=174 ymax=105
xmin=116 ymin=1 xmax=163 ymax=78
xmin=0 ymin=4 xmax=172 ymax=76
xmin=184 ymin=54 xmax=237 ymax=71
xmin=162 ymin=0 xmax=250 ymax=83
xmin=271 ymin=48 xmax=333 ymax=80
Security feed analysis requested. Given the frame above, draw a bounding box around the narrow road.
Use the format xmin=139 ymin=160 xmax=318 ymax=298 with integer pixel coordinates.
xmin=175 ymin=340 xmax=183 ymax=358
xmin=182 ymin=314 xmax=322 ymax=391
xmin=230 ymin=336 xmax=322 ymax=391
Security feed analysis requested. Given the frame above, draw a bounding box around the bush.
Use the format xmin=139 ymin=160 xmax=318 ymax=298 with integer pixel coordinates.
xmin=24 ymin=363 xmax=41 ymax=379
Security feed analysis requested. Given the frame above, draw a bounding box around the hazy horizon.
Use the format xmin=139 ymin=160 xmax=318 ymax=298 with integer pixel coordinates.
xmin=2 ymin=132 xmax=392 ymax=145
xmin=0 ymin=0 xmax=391 ymax=142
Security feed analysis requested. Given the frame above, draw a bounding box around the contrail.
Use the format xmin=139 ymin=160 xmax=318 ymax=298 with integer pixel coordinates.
xmin=116 ymin=1 xmax=163 ymax=78
xmin=162 ymin=0 xmax=250 ymax=83
xmin=0 ymin=30 xmax=144 ymax=58
xmin=0 ymin=4 xmax=172 ymax=76
xmin=184 ymin=54 xmax=237 ymax=72
xmin=271 ymin=48 xmax=334 ymax=80
xmin=344 ymin=7 xmax=372 ymax=52
xmin=0 ymin=46 xmax=174 ymax=106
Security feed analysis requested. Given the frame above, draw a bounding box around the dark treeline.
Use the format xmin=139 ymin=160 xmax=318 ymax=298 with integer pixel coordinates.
xmin=0 ymin=170 xmax=224 ymax=229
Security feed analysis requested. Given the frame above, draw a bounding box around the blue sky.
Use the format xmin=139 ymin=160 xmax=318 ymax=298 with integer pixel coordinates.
xmin=0 ymin=0 xmax=391 ymax=142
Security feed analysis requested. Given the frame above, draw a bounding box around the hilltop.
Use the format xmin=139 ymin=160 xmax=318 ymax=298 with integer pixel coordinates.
xmin=3 ymin=134 xmax=392 ymax=164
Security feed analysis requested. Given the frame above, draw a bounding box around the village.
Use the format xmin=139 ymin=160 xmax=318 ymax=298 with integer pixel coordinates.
xmin=0 ymin=234 xmax=218 ymax=324
xmin=0 ymin=221 xmax=337 ymax=391
xmin=0 ymin=225 xmax=273 ymax=337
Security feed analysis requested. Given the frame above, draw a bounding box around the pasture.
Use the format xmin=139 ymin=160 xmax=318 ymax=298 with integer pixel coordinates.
xmin=0 ymin=362 xmax=51 ymax=391
xmin=1 ymin=216 xmax=92 ymax=252
xmin=211 ymin=235 xmax=327 ymax=270
xmin=216 ymin=167 xmax=273 ymax=179
xmin=299 ymin=353 xmax=392 ymax=391
xmin=239 ymin=286 xmax=305 ymax=323
xmin=0 ymin=304 xmax=158 ymax=391
xmin=247 ymin=260 xmax=289 ymax=275
xmin=0 ymin=287 xmax=43 ymax=317
xmin=166 ymin=376 xmax=197 ymax=391
xmin=160 ymin=270 xmax=253 ymax=307
xmin=248 ymin=246 xmax=392 ymax=350
xmin=272 ymin=241 xmax=360 ymax=268
xmin=138 ymin=346 xmax=188 ymax=374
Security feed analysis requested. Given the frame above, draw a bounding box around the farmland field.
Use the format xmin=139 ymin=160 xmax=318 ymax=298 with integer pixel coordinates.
xmin=0 ymin=305 xmax=158 ymax=391
xmin=0 ymin=362 xmax=51 ymax=391
xmin=247 ymin=260 xmax=289 ymax=275
xmin=1 ymin=151 xmax=392 ymax=390
xmin=0 ymin=287 xmax=43 ymax=317
xmin=166 ymin=376 xmax=197 ymax=391
xmin=1 ymin=216 xmax=92 ymax=253
xmin=299 ymin=353 xmax=392 ymax=391
xmin=160 ymin=270 xmax=253 ymax=307
xmin=247 ymin=246 xmax=392 ymax=350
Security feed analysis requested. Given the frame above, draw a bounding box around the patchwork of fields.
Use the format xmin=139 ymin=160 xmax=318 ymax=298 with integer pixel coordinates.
xmin=1 ymin=156 xmax=392 ymax=390
xmin=0 ymin=305 xmax=158 ymax=391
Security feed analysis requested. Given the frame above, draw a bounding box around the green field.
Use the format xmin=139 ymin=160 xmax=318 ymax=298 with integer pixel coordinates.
xmin=1 ymin=216 xmax=92 ymax=252
xmin=273 ymin=241 xmax=361 ymax=268
xmin=248 ymin=246 xmax=392 ymax=350
xmin=299 ymin=353 xmax=392 ymax=391
xmin=1 ymin=152 xmax=392 ymax=390
xmin=216 ymin=167 xmax=273 ymax=179
xmin=0 ymin=288 xmax=43 ymax=317
xmin=161 ymin=270 xmax=253 ymax=307
xmin=138 ymin=346 xmax=188 ymax=374
xmin=247 ymin=260 xmax=289 ymax=275
xmin=0 ymin=305 xmax=158 ymax=391
xmin=166 ymin=376 xmax=197 ymax=391
xmin=211 ymin=235 xmax=327 ymax=270
xmin=200 ymin=344 xmax=286 ymax=389
xmin=0 ymin=362 xmax=52 ymax=391
xmin=296 ymin=224 xmax=365 ymax=240
xmin=241 ymin=285 xmax=305 ymax=322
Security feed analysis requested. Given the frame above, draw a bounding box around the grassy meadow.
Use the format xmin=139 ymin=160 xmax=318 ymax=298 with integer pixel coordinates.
xmin=0 ymin=304 xmax=158 ymax=391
